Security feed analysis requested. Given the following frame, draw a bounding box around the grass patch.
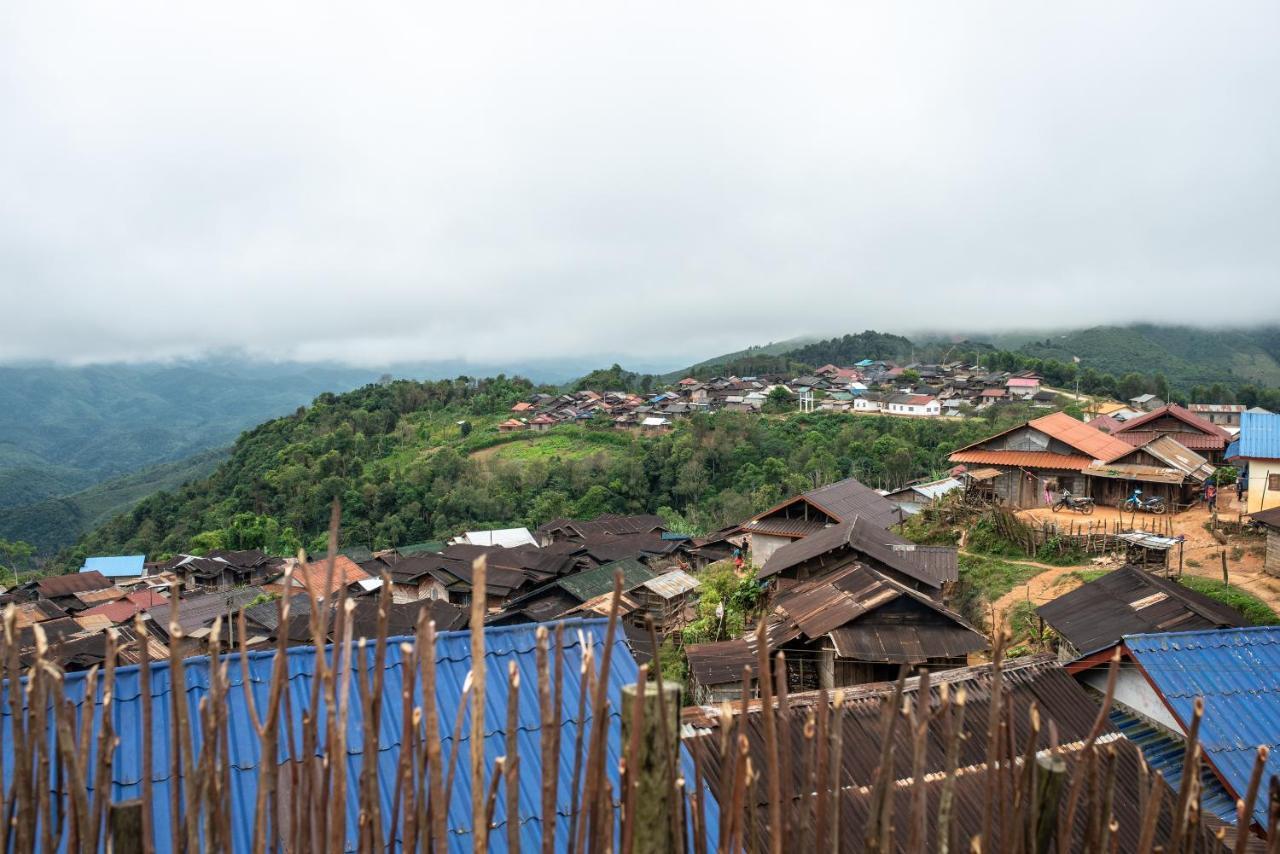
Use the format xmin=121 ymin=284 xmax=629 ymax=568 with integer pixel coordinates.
xmin=1067 ymin=569 xmax=1111 ymax=585
xmin=1176 ymin=577 xmax=1280 ymax=626
xmin=955 ymin=553 xmax=1043 ymax=626
xmin=482 ymin=429 xmax=631 ymax=462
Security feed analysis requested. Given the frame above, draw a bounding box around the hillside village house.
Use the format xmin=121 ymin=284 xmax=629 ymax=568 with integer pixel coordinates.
xmin=1190 ymin=403 xmax=1246 ymax=429
xmin=1229 ymin=411 xmax=1280 ymax=514
xmin=738 ymin=476 xmax=905 ymax=566
xmin=883 ymin=393 xmax=940 ymax=416
xmin=1110 ymin=404 xmax=1234 ymax=464
xmin=1129 ymin=393 xmax=1166 ymax=412
xmin=1253 ymin=507 xmax=1280 ymax=578
xmin=1081 ymin=435 xmax=1216 ymax=511
xmin=1005 ymin=376 xmax=1041 ymax=399
xmin=684 ymin=561 xmax=984 ymax=699
xmin=948 ymin=411 xmax=1133 ymax=508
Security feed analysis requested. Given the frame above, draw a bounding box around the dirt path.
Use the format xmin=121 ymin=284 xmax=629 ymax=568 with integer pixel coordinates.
xmin=969 ymin=551 xmax=1093 ymax=628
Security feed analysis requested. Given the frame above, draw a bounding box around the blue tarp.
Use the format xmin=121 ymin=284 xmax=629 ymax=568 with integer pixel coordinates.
xmin=1126 ymin=626 xmax=1280 ymax=827
xmin=1 ymin=618 xmax=718 ymax=852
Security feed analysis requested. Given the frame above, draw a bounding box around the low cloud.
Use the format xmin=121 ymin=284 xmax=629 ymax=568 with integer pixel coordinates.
xmin=2 ymin=1 xmax=1278 ymax=366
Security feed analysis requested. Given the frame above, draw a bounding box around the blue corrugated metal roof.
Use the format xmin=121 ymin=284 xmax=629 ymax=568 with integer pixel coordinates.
xmin=1109 ymin=708 xmax=1238 ymax=824
xmin=80 ymin=554 xmax=146 ymax=577
xmin=1 ymin=618 xmax=718 ymax=852
xmin=1125 ymin=626 xmax=1280 ymax=827
xmin=1232 ymin=411 xmax=1280 ymax=460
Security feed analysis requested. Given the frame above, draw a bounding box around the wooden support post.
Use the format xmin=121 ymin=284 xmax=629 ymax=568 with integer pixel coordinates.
xmin=1222 ymin=550 xmax=1230 ymax=586
xmin=1032 ymin=755 xmax=1066 ymax=854
xmin=109 ymin=799 xmax=145 ymax=854
xmin=621 ymin=681 xmax=681 ymax=854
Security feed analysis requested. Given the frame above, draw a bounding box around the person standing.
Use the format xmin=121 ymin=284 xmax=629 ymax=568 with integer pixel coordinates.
xmin=1206 ymin=482 xmax=1217 ymax=512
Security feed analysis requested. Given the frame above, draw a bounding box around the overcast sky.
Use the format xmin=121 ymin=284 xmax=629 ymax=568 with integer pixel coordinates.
xmin=2 ymin=2 xmax=1278 ymax=367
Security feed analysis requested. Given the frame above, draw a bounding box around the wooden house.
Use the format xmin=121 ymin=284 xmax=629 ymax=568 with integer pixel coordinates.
xmin=948 ymin=412 xmax=1132 ymax=508
xmin=1253 ymin=507 xmax=1280 ymax=578
xmin=684 ymin=562 xmax=985 ymax=701
xmin=1110 ymin=404 xmax=1233 ymax=464
xmin=1082 ymin=435 xmax=1215 ymax=511
xmin=756 ymin=516 xmax=957 ymax=600
xmin=738 ymin=476 xmax=905 ymax=567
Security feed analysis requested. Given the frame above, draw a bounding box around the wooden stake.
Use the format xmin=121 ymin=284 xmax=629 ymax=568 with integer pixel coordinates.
xmin=109 ymin=799 xmax=145 ymax=854
xmin=621 ymin=681 xmax=681 ymax=854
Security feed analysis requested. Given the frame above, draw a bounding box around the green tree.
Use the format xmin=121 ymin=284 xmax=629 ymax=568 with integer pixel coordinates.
xmin=762 ymin=386 xmax=793 ymax=414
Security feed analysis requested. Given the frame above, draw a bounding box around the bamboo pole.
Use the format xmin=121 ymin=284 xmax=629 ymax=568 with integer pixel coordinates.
xmin=469 ymin=556 xmax=489 ymax=854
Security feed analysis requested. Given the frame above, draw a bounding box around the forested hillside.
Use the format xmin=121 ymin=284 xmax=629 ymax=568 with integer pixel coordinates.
xmin=1014 ymin=325 xmax=1280 ymax=390
xmin=64 ymin=376 xmax=1028 ymax=566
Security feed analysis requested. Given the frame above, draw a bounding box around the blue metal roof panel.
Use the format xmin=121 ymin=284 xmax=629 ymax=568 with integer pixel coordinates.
xmin=1 ymin=618 xmax=719 ymax=852
xmin=1235 ymin=412 xmax=1280 ymax=460
xmin=1109 ymin=708 xmax=1238 ymax=824
xmin=1125 ymin=626 xmax=1280 ymax=827
xmin=81 ymin=554 xmax=146 ymax=577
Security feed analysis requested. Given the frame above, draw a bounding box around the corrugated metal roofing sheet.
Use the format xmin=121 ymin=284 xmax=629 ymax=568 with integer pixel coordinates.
xmin=0 ymin=618 xmax=719 ymax=852
xmin=640 ymin=569 xmax=699 ymax=599
xmin=802 ymin=476 xmax=904 ymax=530
xmin=1037 ymin=565 xmax=1246 ymax=657
xmin=1083 ymin=462 xmax=1186 ymax=484
xmin=36 ymin=571 xmax=113 ymax=598
xmin=1234 ymin=411 xmax=1280 ymax=460
xmin=1125 ymin=626 xmax=1280 ymax=827
xmin=1109 ymin=708 xmax=1239 ymax=825
xmin=948 ymin=449 xmax=1095 ymax=471
xmin=558 ymin=559 xmax=655 ymax=601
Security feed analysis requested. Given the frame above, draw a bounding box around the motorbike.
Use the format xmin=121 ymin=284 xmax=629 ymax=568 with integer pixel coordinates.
xmin=1051 ymin=490 xmax=1095 ymax=514
xmin=1120 ymin=489 xmax=1167 ymax=515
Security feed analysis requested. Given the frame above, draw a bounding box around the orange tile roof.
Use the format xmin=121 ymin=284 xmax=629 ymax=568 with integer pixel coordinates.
xmin=290 ymin=556 xmax=371 ymax=599
xmin=948 ymin=450 xmax=1095 ymax=471
xmin=1028 ymin=412 xmax=1133 ymax=461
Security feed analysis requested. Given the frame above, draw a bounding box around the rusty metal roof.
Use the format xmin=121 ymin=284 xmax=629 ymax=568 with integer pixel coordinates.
xmin=35 ymin=571 xmax=113 ymax=598
xmin=759 ymin=518 xmax=957 ymax=589
xmin=827 ymin=622 xmax=987 ymax=663
xmin=949 ymin=449 xmax=1095 ymax=470
xmin=802 ymin=476 xmax=905 ymax=529
xmin=1137 ymin=435 xmax=1215 ymax=481
xmin=685 ymin=638 xmax=755 ymax=686
xmin=681 ymin=655 xmax=1187 ymax=850
xmin=1036 ymin=565 xmax=1245 ymax=657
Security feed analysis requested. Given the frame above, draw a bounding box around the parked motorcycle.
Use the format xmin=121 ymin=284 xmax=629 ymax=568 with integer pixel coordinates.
xmin=1052 ymin=490 xmax=1095 ymax=514
xmin=1120 ymin=489 xmax=1166 ymax=515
